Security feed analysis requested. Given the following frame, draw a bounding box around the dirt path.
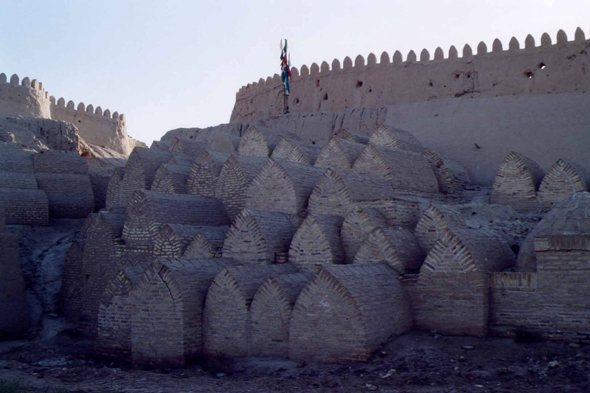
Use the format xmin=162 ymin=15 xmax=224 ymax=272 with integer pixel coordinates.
xmin=0 ymin=331 xmax=588 ymax=392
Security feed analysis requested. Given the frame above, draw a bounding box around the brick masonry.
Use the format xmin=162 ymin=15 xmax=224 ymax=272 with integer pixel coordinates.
xmin=289 ymin=264 xmax=412 ymax=363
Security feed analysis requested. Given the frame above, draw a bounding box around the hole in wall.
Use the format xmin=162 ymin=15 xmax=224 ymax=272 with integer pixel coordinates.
xmin=323 ymin=93 xmax=328 ymax=101
xmin=524 ymin=71 xmax=534 ymax=79
xmin=296 ymin=98 xmax=300 ymax=104
xmin=316 ymin=79 xmax=320 ymax=87
xmin=369 ymin=89 xmax=372 ymax=93
xmin=539 ymin=62 xmax=546 ymax=70
xmin=454 ymin=73 xmax=460 ymax=79
xmin=356 ymin=81 xmax=363 ymax=87
xmin=428 ymin=81 xmax=434 ymax=87
xmin=78 ymin=120 xmax=81 ymax=123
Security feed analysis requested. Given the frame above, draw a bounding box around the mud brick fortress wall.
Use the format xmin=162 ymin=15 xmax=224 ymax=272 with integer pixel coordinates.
xmin=229 ymin=28 xmax=590 ymax=185
xmin=0 ymin=73 xmax=130 ymax=155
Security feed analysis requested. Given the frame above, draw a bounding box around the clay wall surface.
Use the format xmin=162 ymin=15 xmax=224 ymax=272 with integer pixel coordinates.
xmin=60 ymin=241 xmax=85 ymax=322
xmin=0 ymin=116 xmax=82 ymax=152
xmin=131 ymin=258 xmax=239 ymax=368
xmin=0 ymin=233 xmax=29 ymax=338
xmin=354 ymin=228 xmax=424 ymax=273
xmin=123 ymin=191 xmax=229 ymax=248
xmin=0 ymin=147 xmax=35 ymax=173
xmin=0 ymin=201 xmax=4 ymax=231
xmin=341 ymin=206 xmax=387 ymax=264
xmin=288 ymin=214 xmax=344 ymax=273
xmin=152 ymin=224 xmax=229 ymax=258
xmin=289 ymin=264 xmax=412 ymax=363
xmin=245 ymin=159 xmax=324 ymax=217
xmin=413 ymin=229 xmax=515 ymax=337
xmin=307 ymin=169 xmax=394 ymax=217
xmin=79 ymin=212 xmax=127 ymax=337
xmin=0 ymin=172 xmax=38 ymax=190
xmin=227 ymin=91 xmax=590 ymax=186
xmin=35 ymin=173 xmax=95 ymax=218
xmin=187 ymin=152 xmax=228 ymax=198
xmin=231 ymin=31 xmax=590 ymax=123
xmin=106 ymin=168 xmax=125 ymax=209
xmin=222 ymin=209 xmax=297 ymax=265
xmin=250 ymin=273 xmax=313 ymax=358
xmin=120 ymin=148 xmax=174 ymax=206
xmin=0 ymin=73 xmax=51 ymax=118
xmin=215 ymin=155 xmax=267 ymax=220
xmin=314 ymin=137 xmax=365 ymax=171
xmin=203 ymin=264 xmax=298 ymax=358
xmin=50 ymin=99 xmax=129 ymax=155
xmin=0 ymin=188 xmax=49 ymax=225
xmin=33 ymin=150 xmax=88 ymax=174
xmin=151 ymin=163 xmax=192 ymax=194
xmin=95 ymin=265 xmax=147 ymax=363
xmin=0 ymin=73 xmax=132 ymax=155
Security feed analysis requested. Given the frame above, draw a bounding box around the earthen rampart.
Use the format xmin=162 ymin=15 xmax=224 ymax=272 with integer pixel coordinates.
xmin=231 ymin=28 xmax=590 ymax=123
xmin=0 ymin=73 xmax=131 ymax=154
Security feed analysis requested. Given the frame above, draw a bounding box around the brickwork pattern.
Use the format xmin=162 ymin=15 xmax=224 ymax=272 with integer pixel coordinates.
xmin=0 ymin=233 xmax=29 ymax=338
xmin=289 ymin=265 xmax=412 ymax=363
xmin=238 ymin=126 xmax=295 ymax=157
xmin=120 ymin=147 xmax=174 ymax=207
xmin=95 ymin=265 xmax=147 ymax=363
xmin=203 ymin=264 xmax=297 ymax=357
xmin=215 ymin=155 xmax=266 ymax=220
xmin=341 ymin=206 xmax=387 ymax=264
xmin=414 ymin=229 xmax=515 ymax=336
xmin=352 ymin=144 xmax=439 ymax=196
xmin=151 ymin=163 xmax=192 ymax=194
xmin=152 ymin=224 xmax=229 ymax=258
xmin=354 ymin=227 xmax=424 ymax=273
xmin=490 ymin=152 xmax=544 ymax=212
xmin=187 ymin=151 xmax=228 ymax=198
xmin=246 ymin=159 xmax=324 ymax=217
xmin=0 ymin=188 xmax=48 ymax=225
xmin=250 ymin=273 xmax=313 ymax=357
xmin=123 ymin=190 xmax=229 ymax=248
xmin=35 ymin=173 xmax=95 ymax=218
xmin=369 ymin=124 xmax=424 ymax=153
xmin=271 ymin=138 xmax=321 ymax=166
xmin=106 ymin=167 xmax=125 ymax=209
xmin=33 ymin=150 xmax=88 ymax=174
xmin=423 ymin=149 xmax=470 ymax=195
xmin=308 ymin=169 xmax=394 ymax=217
xmin=131 ymin=258 xmax=239 ymax=368
xmin=222 ymin=209 xmax=296 ymax=265
xmin=288 ymin=214 xmax=344 ymax=273
xmin=538 ymin=158 xmax=588 ymax=211
xmin=59 ymin=241 xmax=85 ymax=322
xmin=314 ymin=137 xmax=366 ymax=171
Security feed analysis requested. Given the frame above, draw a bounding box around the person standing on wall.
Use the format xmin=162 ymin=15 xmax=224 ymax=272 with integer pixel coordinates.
xmin=280 ymin=39 xmax=292 ymax=114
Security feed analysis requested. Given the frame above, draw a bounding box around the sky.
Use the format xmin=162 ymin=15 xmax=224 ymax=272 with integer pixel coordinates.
xmin=1 ymin=0 xmax=589 ymax=145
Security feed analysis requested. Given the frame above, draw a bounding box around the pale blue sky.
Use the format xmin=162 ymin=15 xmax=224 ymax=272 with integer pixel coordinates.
xmin=1 ymin=0 xmax=588 ymax=144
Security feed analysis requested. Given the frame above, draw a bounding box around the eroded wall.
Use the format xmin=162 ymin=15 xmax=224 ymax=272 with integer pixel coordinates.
xmin=231 ymin=29 xmax=590 ymax=124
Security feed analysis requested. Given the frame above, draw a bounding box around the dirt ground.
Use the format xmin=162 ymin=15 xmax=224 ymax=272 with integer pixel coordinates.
xmin=0 ymin=331 xmax=588 ymax=393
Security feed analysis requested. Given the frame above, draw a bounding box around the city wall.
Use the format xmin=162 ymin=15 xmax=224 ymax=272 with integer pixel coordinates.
xmin=231 ymin=28 xmax=590 ymax=123
xmin=0 ymin=73 xmax=130 ymax=155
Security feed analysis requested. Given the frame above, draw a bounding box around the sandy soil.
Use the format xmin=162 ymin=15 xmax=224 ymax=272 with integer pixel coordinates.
xmin=0 ymin=331 xmax=588 ymax=393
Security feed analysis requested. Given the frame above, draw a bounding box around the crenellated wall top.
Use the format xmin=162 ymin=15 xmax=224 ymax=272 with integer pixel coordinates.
xmin=235 ymin=27 xmax=588 ymax=98
xmin=0 ymin=72 xmax=124 ymax=122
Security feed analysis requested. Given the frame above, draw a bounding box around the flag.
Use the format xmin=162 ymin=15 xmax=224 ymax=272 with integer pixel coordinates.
xmin=280 ymin=39 xmax=292 ymax=95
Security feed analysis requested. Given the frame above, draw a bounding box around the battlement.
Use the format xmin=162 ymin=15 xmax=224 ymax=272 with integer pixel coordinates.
xmin=0 ymin=72 xmax=131 ymax=155
xmin=49 ymin=96 xmax=126 ymax=123
xmin=231 ymin=28 xmax=590 ymax=123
